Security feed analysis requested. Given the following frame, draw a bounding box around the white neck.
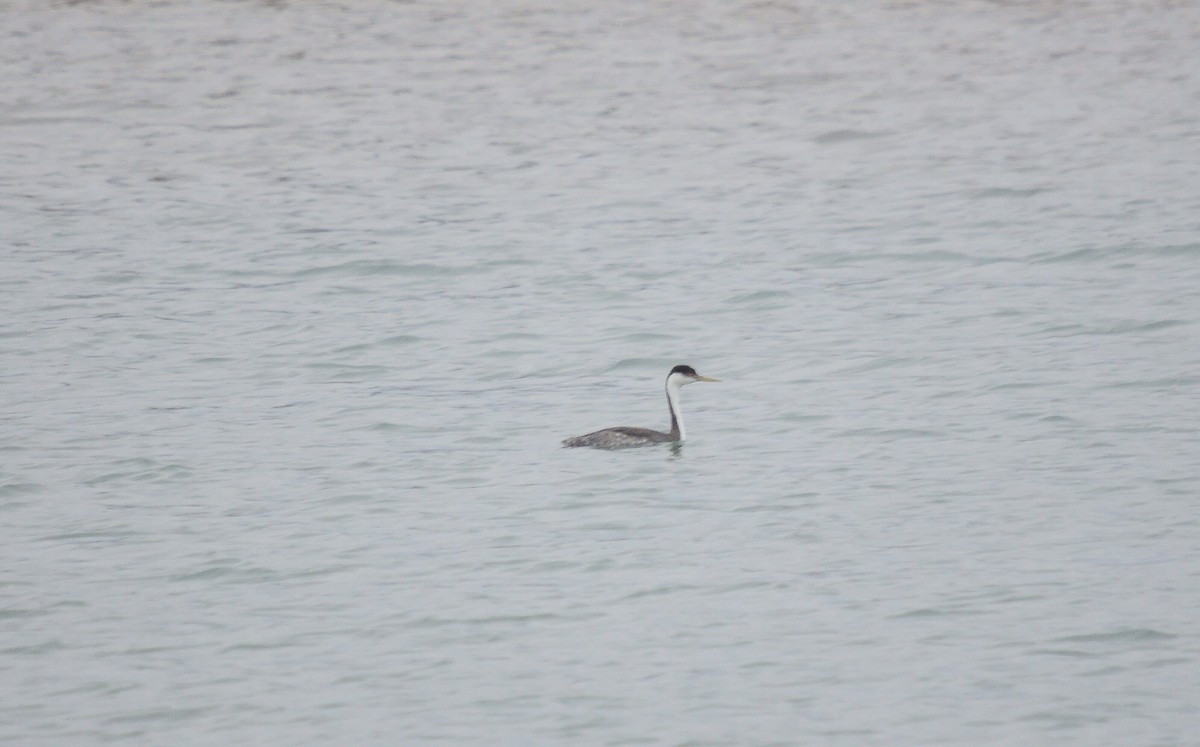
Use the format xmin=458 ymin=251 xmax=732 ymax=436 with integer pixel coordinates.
xmin=665 ymin=373 xmax=686 ymax=441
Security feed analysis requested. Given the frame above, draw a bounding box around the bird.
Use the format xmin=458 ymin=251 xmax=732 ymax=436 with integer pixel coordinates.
xmin=562 ymin=364 xmax=719 ymax=449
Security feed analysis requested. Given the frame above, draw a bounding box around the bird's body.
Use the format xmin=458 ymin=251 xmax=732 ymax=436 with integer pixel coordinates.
xmin=562 ymin=426 xmax=677 ymax=450
xmin=562 ymin=365 xmax=719 ymax=450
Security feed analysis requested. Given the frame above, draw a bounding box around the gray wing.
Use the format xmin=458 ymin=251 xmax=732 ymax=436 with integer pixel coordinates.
xmin=562 ymin=426 xmax=674 ymax=449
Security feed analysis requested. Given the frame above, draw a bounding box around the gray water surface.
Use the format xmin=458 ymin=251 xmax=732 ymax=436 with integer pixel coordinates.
xmin=3 ymin=1 xmax=1200 ymax=744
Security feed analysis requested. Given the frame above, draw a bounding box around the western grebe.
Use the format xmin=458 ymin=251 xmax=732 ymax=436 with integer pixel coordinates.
xmin=562 ymin=364 xmax=720 ymax=449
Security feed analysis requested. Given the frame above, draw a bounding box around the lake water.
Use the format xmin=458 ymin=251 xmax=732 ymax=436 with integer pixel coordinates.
xmin=3 ymin=1 xmax=1199 ymax=744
